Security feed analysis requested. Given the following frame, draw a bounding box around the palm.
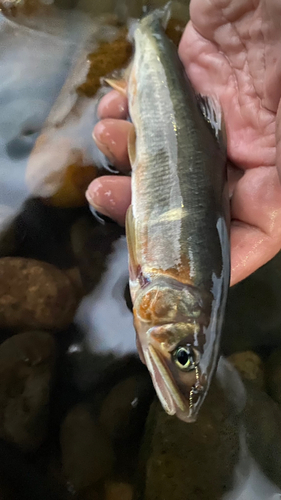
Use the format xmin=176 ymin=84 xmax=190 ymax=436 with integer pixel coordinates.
xmin=179 ymin=0 xmax=281 ymax=285
xmin=87 ymin=0 xmax=281 ymax=286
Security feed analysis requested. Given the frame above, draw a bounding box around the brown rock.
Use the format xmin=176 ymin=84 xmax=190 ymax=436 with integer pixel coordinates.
xmin=76 ymin=10 xmax=190 ymax=99
xmin=0 ymin=257 xmax=79 ymax=331
xmin=46 ymin=162 xmax=99 ymax=208
xmin=227 ymin=351 xmax=265 ymax=390
xmin=0 ymin=331 xmax=55 ymax=451
xmin=138 ymin=356 xmax=281 ymax=498
xmin=104 ymin=481 xmax=133 ymax=500
xmin=77 ymin=28 xmax=132 ymax=98
xmin=60 ymin=405 xmax=114 ymax=492
xmin=0 ymin=0 xmax=52 ymax=18
xmin=141 ymin=386 xmax=239 ymax=500
xmin=137 ymin=359 xmax=242 ymax=500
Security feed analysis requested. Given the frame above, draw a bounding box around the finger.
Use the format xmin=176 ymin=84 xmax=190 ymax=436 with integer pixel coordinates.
xmin=86 ymin=176 xmax=131 ymax=226
xmin=230 ymin=224 xmax=279 ymax=286
xmin=86 ymin=170 xmax=281 ymax=283
xmin=97 ymin=90 xmax=128 ymax=120
xmin=230 ymin=166 xmax=281 ymax=285
xmin=93 ymin=119 xmax=132 ymax=173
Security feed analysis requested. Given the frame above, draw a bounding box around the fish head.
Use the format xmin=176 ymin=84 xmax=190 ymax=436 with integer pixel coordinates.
xmin=143 ymin=322 xmax=207 ymax=422
xmin=133 ymin=283 xmax=223 ymax=422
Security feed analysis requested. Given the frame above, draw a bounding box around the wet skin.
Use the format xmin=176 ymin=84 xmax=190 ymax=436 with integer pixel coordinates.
xmin=86 ymin=0 xmax=281 ymax=287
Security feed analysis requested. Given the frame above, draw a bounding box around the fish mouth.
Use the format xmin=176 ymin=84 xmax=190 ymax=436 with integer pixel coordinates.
xmin=144 ymin=344 xmax=201 ymax=422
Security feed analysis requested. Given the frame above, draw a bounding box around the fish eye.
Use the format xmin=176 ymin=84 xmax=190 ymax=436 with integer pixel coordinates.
xmin=173 ymin=345 xmax=200 ymax=371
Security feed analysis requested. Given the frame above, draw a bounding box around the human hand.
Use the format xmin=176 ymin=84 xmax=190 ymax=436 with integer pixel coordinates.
xmin=86 ymin=0 xmax=281 ymax=287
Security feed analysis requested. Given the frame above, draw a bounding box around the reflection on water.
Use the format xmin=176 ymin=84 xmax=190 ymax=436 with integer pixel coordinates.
xmin=75 ymin=236 xmax=137 ymax=356
xmin=227 ymin=459 xmax=281 ymax=500
xmin=1 ymin=1 xmax=281 ymax=499
xmin=0 ymin=15 xmax=71 ymax=207
xmin=0 ymin=9 xmax=116 ymax=210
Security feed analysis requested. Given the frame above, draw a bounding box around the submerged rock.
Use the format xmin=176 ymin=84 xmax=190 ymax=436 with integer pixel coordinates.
xmin=0 ymin=257 xmax=79 ymax=331
xmin=0 ymin=0 xmax=52 ymax=18
xmin=46 ymin=161 xmax=98 ymax=208
xmin=76 ymin=28 xmax=132 ymax=98
xmin=138 ymin=354 xmax=281 ymax=500
xmin=60 ymin=405 xmax=114 ymax=492
xmin=0 ymin=331 xmax=55 ymax=451
xmin=139 ymin=369 xmax=241 ymax=500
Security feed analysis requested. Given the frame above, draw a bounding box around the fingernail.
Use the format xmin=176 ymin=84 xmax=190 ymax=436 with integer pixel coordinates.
xmin=93 ymin=122 xmax=116 ymax=164
xmin=86 ymin=180 xmax=111 ymax=218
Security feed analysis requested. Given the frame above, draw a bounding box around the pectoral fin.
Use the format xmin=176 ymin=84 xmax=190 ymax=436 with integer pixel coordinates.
xmin=104 ymin=77 xmax=127 ymax=96
xmin=104 ymin=60 xmax=132 ymax=96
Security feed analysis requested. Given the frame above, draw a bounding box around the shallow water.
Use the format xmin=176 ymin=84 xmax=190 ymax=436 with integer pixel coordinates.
xmin=1 ymin=1 xmax=281 ymax=499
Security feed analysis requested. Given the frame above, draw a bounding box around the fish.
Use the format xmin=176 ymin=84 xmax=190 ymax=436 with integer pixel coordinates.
xmin=109 ymin=10 xmax=230 ymax=422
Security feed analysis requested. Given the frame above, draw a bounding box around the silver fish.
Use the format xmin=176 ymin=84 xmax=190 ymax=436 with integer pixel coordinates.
xmin=122 ymin=11 xmax=230 ymax=422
